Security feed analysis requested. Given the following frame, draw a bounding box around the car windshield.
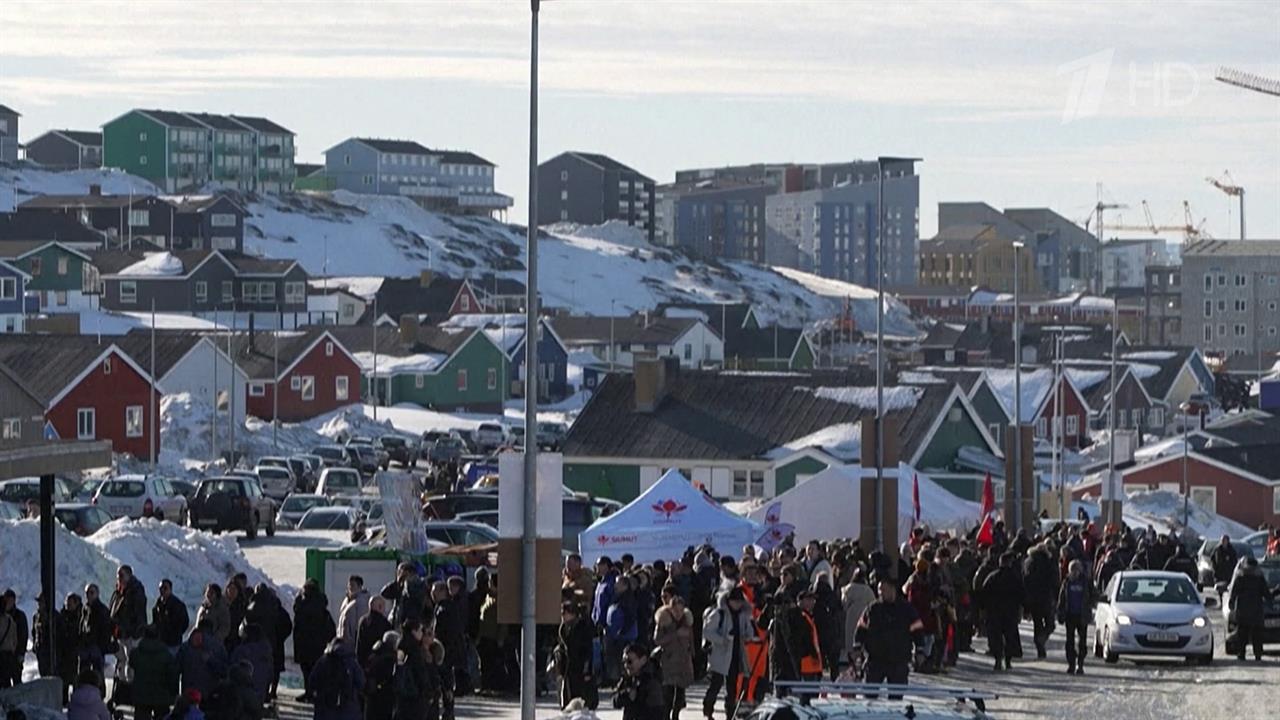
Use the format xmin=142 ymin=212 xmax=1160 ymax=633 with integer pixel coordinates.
xmin=1117 ymin=577 xmax=1199 ymax=604
xmin=381 ymin=437 xmax=405 ymax=447
xmin=299 ymin=510 xmax=351 ymax=530
xmin=282 ymin=496 xmax=326 ymax=513
xmin=260 ymin=458 xmax=287 ymax=467
xmin=101 ymin=480 xmax=145 ymax=497
xmin=325 ymin=471 xmax=359 ymax=487
xmin=0 ymin=483 xmax=39 ymax=503
xmin=259 ymin=468 xmax=290 ymax=478
xmin=1260 ymin=563 xmax=1280 ymax=589
xmin=198 ymin=481 xmax=244 ymax=498
xmin=314 ymin=447 xmax=344 ymax=459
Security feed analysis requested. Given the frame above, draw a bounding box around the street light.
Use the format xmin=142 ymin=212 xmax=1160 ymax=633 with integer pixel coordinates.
xmin=520 ymin=3 xmax=541 ymax=719
xmin=1012 ymin=238 xmax=1025 ymax=530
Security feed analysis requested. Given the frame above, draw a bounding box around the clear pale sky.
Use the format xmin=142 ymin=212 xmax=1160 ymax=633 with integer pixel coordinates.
xmin=3 ymin=0 xmax=1278 ymax=241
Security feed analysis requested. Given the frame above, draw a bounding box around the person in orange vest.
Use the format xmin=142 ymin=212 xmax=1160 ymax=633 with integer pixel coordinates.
xmin=795 ymin=591 xmax=824 ymax=683
xmin=735 ymin=565 xmax=769 ymax=707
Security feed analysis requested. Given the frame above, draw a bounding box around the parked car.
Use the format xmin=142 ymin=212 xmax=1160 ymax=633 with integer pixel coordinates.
xmin=0 ymin=477 xmax=76 ymax=509
xmin=536 ymin=422 xmax=568 ymax=450
xmin=348 ymin=437 xmax=390 ymax=470
xmin=311 ymin=444 xmax=355 ymax=469
xmin=169 ymin=479 xmax=198 ymax=500
xmin=423 ymin=520 xmax=499 ymax=547
xmin=275 ymin=493 xmax=331 ymax=529
xmin=0 ymin=502 xmax=24 ymax=521
xmin=330 ymin=494 xmax=379 ymax=516
xmin=509 ymin=426 xmax=526 ymax=449
xmin=71 ymin=479 xmax=104 ymax=503
xmin=377 ymin=435 xmax=417 ymax=468
xmin=422 ymin=492 xmax=499 ymax=520
xmin=428 ymin=436 xmax=467 ymax=465
xmin=316 ymin=468 xmax=363 ymax=497
xmin=1196 ymin=539 xmax=1255 ymax=589
xmin=1242 ymin=530 xmax=1272 ymax=558
xmin=1094 ymin=570 xmax=1214 ymax=665
xmin=346 ymin=443 xmax=383 ymax=475
xmin=188 ymin=477 xmax=276 ymax=539
xmin=253 ymin=465 xmax=296 ymax=501
xmin=53 ymin=504 xmax=114 ymax=537
xmin=473 ymin=423 xmax=507 ymax=451
xmin=92 ymin=475 xmax=188 ymax=523
xmin=297 ymin=506 xmax=362 ymax=530
xmin=1220 ymin=557 xmax=1280 ymax=654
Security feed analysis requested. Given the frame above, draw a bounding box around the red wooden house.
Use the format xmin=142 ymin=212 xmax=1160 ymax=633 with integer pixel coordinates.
xmin=0 ymin=336 xmax=160 ymax=460
xmin=969 ymin=367 xmax=1092 ymax=449
xmin=233 ymin=329 xmax=361 ymax=422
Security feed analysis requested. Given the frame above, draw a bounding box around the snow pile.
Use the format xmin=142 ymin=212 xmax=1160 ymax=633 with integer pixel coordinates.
xmin=1121 ymin=489 xmax=1252 ymax=540
xmin=0 ymin=519 xmax=119 ymax=617
xmin=1 ymin=164 xmax=158 ymax=200
xmin=154 ymin=393 xmax=224 ymax=476
xmin=309 ymin=276 xmax=385 ymax=300
xmin=482 ymin=327 xmax=523 ymax=355
xmin=441 ymin=312 xmax=526 ymax=330
xmin=1123 ymin=350 xmax=1177 ymax=361
xmin=542 ymin=220 xmax=650 ymax=248
xmin=1064 ymin=367 xmax=1110 ymax=392
xmin=355 ymin=351 xmax=446 ymax=374
xmin=118 ymin=251 xmax=184 ymax=277
xmin=899 ymin=371 xmax=946 ymax=384
xmin=801 ymin=385 xmax=923 ymax=411
xmin=764 ymin=422 xmax=861 ymax=461
xmin=74 ymin=308 xmax=227 ymax=336
xmin=663 ymin=307 xmax=711 ymax=322
xmin=982 ymin=368 xmax=1055 ymax=422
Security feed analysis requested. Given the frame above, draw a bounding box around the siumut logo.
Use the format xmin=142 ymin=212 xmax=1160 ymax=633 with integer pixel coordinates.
xmin=651 ymin=498 xmax=688 ymax=521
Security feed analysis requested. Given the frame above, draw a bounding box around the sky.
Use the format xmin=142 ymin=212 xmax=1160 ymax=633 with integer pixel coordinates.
xmin=3 ymin=0 xmax=1278 ymax=242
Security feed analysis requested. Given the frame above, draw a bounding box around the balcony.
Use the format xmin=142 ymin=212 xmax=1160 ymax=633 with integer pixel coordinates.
xmin=459 ymin=192 xmax=514 ymax=209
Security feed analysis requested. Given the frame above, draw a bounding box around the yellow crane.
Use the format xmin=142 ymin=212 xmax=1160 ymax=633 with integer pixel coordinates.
xmin=1206 ymin=171 xmax=1245 ymax=240
xmin=1100 ymin=200 xmax=1206 ymax=243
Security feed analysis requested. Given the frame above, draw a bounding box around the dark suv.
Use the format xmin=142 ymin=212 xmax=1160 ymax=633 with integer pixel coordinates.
xmin=189 ymin=477 xmax=277 ymax=539
xmin=377 ymin=435 xmax=417 ymax=468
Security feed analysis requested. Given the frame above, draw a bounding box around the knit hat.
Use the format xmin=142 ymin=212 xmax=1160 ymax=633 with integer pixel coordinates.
xmin=184 ymin=688 xmax=202 ymax=705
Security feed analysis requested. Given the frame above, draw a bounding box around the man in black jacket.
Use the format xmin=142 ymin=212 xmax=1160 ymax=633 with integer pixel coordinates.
xmin=356 ymin=596 xmax=392 ymax=669
xmin=976 ymin=552 xmax=1024 ymax=671
xmin=612 ymin=643 xmax=663 ymax=720
xmin=1228 ymin=557 xmax=1276 ymax=661
xmin=1211 ymin=537 xmax=1239 ymax=585
xmin=109 ymin=565 xmax=147 ymax=686
xmin=0 ymin=589 xmax=28 ymax=688
xmin=80 ymin=583 xmax=113 ymax=683
xmin=1022 ymin=543 xmax=1059 ymax=659
xmin=153 ymin=579 xmax=190 ymax=653
xmin=555 ymin=601 xmax=597 ymax=710
xmin=853 ymin=578 xmax=924 ymax=689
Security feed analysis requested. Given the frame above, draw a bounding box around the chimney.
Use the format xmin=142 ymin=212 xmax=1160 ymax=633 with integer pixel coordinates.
xmin=633 ymin=357 xmax=670 ymax=413
xmin=89 ymin=184 xmax=102 ymax=196
xmin=398 ymin=314 xmax=421 ymax=345
xmin=247 ymin=313 xmax=256 ymax=351
xmin=419 ymin=270 xmax=435 ymax=288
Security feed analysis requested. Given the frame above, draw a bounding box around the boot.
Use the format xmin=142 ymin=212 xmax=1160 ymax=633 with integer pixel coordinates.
xmin=1076 ymin=662 xmax=1084 ymax=675
xmin=1004 ymin=658 xmax=1012 ymax=671
xmin=993 ymin=658 xmax=1003 ymax=672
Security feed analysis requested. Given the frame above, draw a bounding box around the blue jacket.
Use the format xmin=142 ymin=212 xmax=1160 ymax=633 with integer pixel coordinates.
xmin=605 ymin=600 xmax=637 ymax=642
xmin=592 ymin=572 xmax=617 ymax=627
xmin=309 ymin=643 xmax=366 ymax=720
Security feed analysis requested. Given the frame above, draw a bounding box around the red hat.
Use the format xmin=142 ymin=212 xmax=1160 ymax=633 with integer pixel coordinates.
xmin=184 ymin=688 xmax=202 ymax=705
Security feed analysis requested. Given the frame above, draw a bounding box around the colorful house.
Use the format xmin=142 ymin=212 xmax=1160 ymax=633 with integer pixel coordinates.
xmin=232 ymin=329 xmax=361 ymax=422
xmin=968 ymin=367 xmax=1092 ymax=449
xmin=0 ymin=260 xmax=36 ymax=333
xmin=0 ymin=241 xmax=97 ymax=313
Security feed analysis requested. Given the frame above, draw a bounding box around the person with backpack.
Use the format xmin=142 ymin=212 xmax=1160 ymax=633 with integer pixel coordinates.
xmin=130 ymin=625 xmax=179 ymax=720
xmin=364 ymin=630 xmax=400 ymax=720
xmin=392 ymin=620 xmax=432 ymax=720
xmin=309 ymin=638 xmax=365 ymax=720
xmin=293 ymin=579 xmax=337 ymax=703
xmin=701 ymin=587 xmax=754 ymax=720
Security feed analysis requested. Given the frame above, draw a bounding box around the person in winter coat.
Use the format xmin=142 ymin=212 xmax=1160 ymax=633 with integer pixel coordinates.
xmin=902 ymin=561 xmax=938 ymax=672
xmin=0 ymin=589 xmax=28 ymax=688
xmin=309 ymin=638 xmax=365 ymax=720
xmin=54 ymin=593 xmax=85 ymax=700
xmin=603 ymin=575 xmax=637 ymax=685
xmin=810 ymin=572 xmax=844 ymax=680
xmin=592 ymin=559 xmax=618 ymax=629
xmin=701 ymin=587 xmax=754 ymax=720
xmin=109 ymin=565 xmax=148 ymax=650
xmin=1228 ymin=557 xmax=1278 ymax=661
xmin=1056 ymin=559 xmax=1094 ymax=675
xmin=653 ymin=586 xmax=694 ymax=720
xmin=130 ymin=625 xmax=179 ymax=720
xmin=194 ymin=585 xmax=230 ymax=648
xmin=1163 ymin=545 xmax=1199 ymax=586
xmin=364 ymin=631 xmax=400 ymax=720
xmin=975 ymin=552 xmax=1024 ymax=671
xmin=153 ymin=579 xmax=191 ymax=653
xmin=32 ymin=593 xmax=55 ymax=679
xmin=293 ymin=579 xmax=337 ymax=703
xmin=1022 ymin=542 xmax=1059 ymax=659
xmin=555 ymin=601 xmax=597 ymax=711
xmin=392 ymin=621 xmax=432 ymax=720
xmin=165 ymin=688 xmax=205 ymax=720
xmin=357 ymin=596 xmax=393 ymax=670
xmin=612 ymin=643 xmax=665 ymax=720
xmin=228 ymin=623 xmax=273 ymax=708
xmin=853 ymin=578 xmax=925 ymax=688
xmin=205 ymin=660 xmax=261 ymax=720
xmin=381 ymin=563 xmax=430 ymax=629
xmin=66 ymin=670 xmax=112 ymax=720
xmin=245 ymin=584 xmax=291 ymax=700
xmin=1211 ymin=537 xmax=1239 ymax=585
xmin=337 ymin=575 xmax=370 ymax=653
xmin=841 ymin=570 xmax=876 ymax=664
xmin=79 ymin=583 xmax=112 ymax=686
xmin=177 ymin=625 xmax=227 ymax=698
xmin=222 ymin=582 xmax=246 ymax=653
xmin=419 ymin=623 xmax=447 ymax=720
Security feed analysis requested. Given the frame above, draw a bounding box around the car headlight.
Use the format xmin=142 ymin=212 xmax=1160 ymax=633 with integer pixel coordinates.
xmin=1117 ymin=614 xmax=1133 ymax=625
xmin=1193 ymin=616 xmax=1207 ymax=628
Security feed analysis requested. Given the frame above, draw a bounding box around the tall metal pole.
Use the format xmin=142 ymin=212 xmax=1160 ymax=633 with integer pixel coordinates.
xmin=1057 ymin=329 xmax=1066 ymax=520
xmin=1012 ymin=239 xmax=1024 ymax=531
xmin=273 ymin=304 xmax=279 ymax=450
xmin=227 ymin=305 xmax=235 ymax=466
xmin=150 ymin=298 xmax=157 ymax=470
xmin=1182 ymin=409 xmax=1190 ymax=527
xmin=520 ymin=3 xmax=541 ymax=718
xmin=1106 ymin=267 xmax=1120 ymax=525
xmin=874 ymin=158 xmax=886 ymax=552
xmin=372 ymin=295 xmax=378 ymax=420
xmin=1050 ymin=323 xmax=1059 ymax=518
xmin=212 ymin=307 xmax=218 ymax=462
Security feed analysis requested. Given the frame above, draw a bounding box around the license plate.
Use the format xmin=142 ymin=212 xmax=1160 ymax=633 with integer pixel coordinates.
xmin=1146 ymin=631 xmax=1179 ymax=642
xmin=1265 ymin=618 xmax=1280 ymax=628
xmin=197 ymin=518 xmax=217 ymax=526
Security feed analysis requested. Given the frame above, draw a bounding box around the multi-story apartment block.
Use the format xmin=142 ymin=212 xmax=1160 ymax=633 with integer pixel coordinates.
xmin=536 ymin=152 xmax=655 ymax=243
xmin=1180 ymin=240 xmax=1280 ymax=359
xmin=24 ymin=130 xmax=102 ymax=169
xmin=654 ymin=179 xmax=771 ymax=263
xmin=322 ymin=138 xmax=511 ymax=217
xmin=1143 ymin=264 xmax=1181 ymax=345
xmin=763 ymin=160 xmax=919 ymax=287
xmin=0 ymin=105 xmax=18 ymax=163
xmin=918 ymin=224 xmax=1038 ymax=293
xmin=102 ymin=109 xmax=296 ymax=193
xmin=1099 ymin=238 xmax=1172 ymax=290
xmin=938 ymin=203 xmax=1099 ymax=294
xmin=676 ymin=160 xmax=884 ymax=194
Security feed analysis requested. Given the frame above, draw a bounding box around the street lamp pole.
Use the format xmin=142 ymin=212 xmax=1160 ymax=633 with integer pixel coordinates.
xmin=1012 ymin=238 xmax=1025 ymax=531
xmin=1181 ymin=402 xmax=1190 ymax=528
xmin=520 ymin=3 xmax=541 ymax=719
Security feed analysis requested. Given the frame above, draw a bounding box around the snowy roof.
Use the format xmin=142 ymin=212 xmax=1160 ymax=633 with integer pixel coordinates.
xmin=980 ymin=367 xmax=1056 ymax=422
xmin=763 ymin=422 xmax=861 ymax=462
xmin=118 ymin=252 xmax=184 ymax=277
xmin=797 ymin=385 xmax=923 ymax=412
xmin=1122 ymin=350 xmax=1178 ymax=361
xmin=354 ymin=351 xmax=446 ymax=375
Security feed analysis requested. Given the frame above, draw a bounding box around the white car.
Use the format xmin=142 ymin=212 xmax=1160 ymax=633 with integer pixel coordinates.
xmin=1094 ymin=570 xmax=1214 ymax=665
xmin=253 ymin=465 xmax=295 ymax=501
xmin=316 ymin=467 xmax=362 ymax=497
xmin=297 ymin=506 xmax=362 ymax=530
xmin=473 ymin=422 xmax=507 ymax=451
xmin=92 ymin=475 xmax=188 ymax=523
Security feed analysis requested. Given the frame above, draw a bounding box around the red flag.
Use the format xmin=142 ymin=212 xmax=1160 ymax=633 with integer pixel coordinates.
xmin=912 ymin=473 xmax=921 ymax=524
xmin=976 ymin=472 xmax=995 ymax=547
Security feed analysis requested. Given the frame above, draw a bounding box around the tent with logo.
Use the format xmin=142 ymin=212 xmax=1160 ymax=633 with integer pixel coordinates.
xmin=746 ymin=463 xmax=982 ymax=545
xmin=578 ymin=470 xmax=763 ymax=564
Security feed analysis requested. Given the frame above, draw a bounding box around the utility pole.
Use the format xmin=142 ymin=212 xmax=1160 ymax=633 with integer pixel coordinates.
xmin=273 ymin=305 xmax=279 ymax=450
xmin=1105 ymin=266 xmax=1121 ymax=525
xmin=1012 ymin=238 xmax=1025 ymax=530
xmin=520 ymin=3 xmax=541 ymax=718
xmin=150 ymin=298 xmax=156 ymax=471
xmin=212 ymin=307 xmax=218 ymax=462
xmin=227 ymin=305 xmax=236 ymax=466
xmin=1056 ymin=328 xmax=1066 ymax=520
xmin=372 ymin=295 xmax=378 ymax=420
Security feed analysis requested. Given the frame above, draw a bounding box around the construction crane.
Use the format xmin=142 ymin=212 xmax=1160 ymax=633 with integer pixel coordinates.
xmin=1206 ymin=171 xmax=1245 ymax=240
xmin=1100 ymin=200 xmax=1206 ymax=243
xmin=1216 ymin=67 xmax=1280 ymax=97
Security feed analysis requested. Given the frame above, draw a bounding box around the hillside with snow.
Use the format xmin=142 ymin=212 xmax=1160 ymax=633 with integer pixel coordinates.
xmin=3 ymin=165 xmax=919 ymax=334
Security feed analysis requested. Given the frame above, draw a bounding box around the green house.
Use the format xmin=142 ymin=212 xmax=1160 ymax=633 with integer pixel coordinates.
xmin=0 ymin=241 xmax=94 ymax=313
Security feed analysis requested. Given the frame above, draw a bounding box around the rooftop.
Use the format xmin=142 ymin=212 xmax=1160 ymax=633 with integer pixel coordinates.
xmin=1182 ymin=239 xmax=1280 ymax=257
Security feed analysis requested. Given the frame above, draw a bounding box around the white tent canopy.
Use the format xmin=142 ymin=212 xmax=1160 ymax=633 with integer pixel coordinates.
xmin=746 ymin=463 xmax=983 ymax=545
xmin=579 ymin=470 xmax=763 ymax=564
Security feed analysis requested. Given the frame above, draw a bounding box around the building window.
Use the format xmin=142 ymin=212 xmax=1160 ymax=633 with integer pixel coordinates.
xmin=1150 ymin=407 xmax=1164 ymax=427
xmin=285 ymin=282 xmax=305 ymax=304
xmin=0 ymin=277 xmax=14 ymax=300
xmin=56 ymin=256 xmax=68 ymax=275
xmin=457 ymin=369 xmax=468 ymax=391
xmin=988 ymin=423 xmax=1001 ymax=441
xmin=560 ymin=170 xmax=568 ymax=181
xmin=128 ymin=210 xmax=149 ymax=226
xmin=103 ymin=357 xmax=112 ymax=375
xmin=77 ymin=408 xmax=95 ymax=440
xmin=222 ymin=280 xmax=233 ymax=302
xmin=300 ymin=375 xmax=315 ymax=400
xmin=1203 ymin=275 xmax=1212 ymax=293
xmin=1274 ymin=486 xmax=1280 ymax=515
xmin=487 ymin=367 xmax=497 ymax=390
xmin=733 ymin=470 xmax=747 ymax=497
xmin=1036 ymin=417 xmax=1047 ymax=437
xmin=683 ymin=343 xmax=692 ymax=360
xmin=1235 ymin=324 xmax=1247 ymax=337
xmin=335 ymin=376 xmax=349 ymax=401
xmin=415 ymin=374 xmax=424 ymax=389
xmin=125 ymin=405 xmax=143 ymax=438
xmin=29 ymin=257 xmax=41 ymax=276
xmin=1204 ymin=300 xmax=1211 ymax=318
xmin=139 ymin=155 xmax=147 ymax=166
xmin=249 ymin=382 xmax=266 ymax=397
xmin=560 ymin=190 xmax=568 ymax=201
xmin=195 ymin=281 xmax=207 ymax=303
xmin=459 ymin=294 xmax=470 ymax=311
xmin=211 ymin=213 xmax=237 ymax=227
xmin=325 ymin=341 xmax=334 ymax=357
xmin=291 ymin=376 xmax=301 ymax=390
xmin=1 ymin=418 xmax=19 ymax=439
xmin=1204 ymin=325 xmax=1212 ymax=342
xmin=55 ymin=291 xmax=67 ymax=306
xmin=1066 ymin=414 xmax=1079 ymax=436
xmin=117 ymin=280 xmax=137 ymax=304
xmin=749 ymin=470 xmax=765 ymax=498
xmin=139 ymin=132 xmax=147 ymax=142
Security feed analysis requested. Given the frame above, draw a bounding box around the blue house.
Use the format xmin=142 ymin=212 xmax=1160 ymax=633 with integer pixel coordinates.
xmin=506 ymin=318 xmax=570 ymax=402
xmin=0 ymin=260 xmax=37 ymax=333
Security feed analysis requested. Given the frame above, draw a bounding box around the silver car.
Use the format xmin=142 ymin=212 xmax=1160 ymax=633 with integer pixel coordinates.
xmin=92 ymin=475 xmax=187 ymax=523
xmin=253 ymin=465 xmax=296 ymax=501
xmin=275 ymin=493 xmax=330 ymax=529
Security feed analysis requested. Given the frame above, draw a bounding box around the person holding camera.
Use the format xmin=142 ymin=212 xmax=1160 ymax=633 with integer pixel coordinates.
xmin=612 ymin=644 xmax=664 ymax=720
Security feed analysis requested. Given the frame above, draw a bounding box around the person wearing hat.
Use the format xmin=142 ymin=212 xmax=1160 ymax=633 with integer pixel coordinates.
xmin=701 ymin=587 xmax=754 ymax=720
xmin=164 ymin=688 xmax=203 ymax=720
xmin=853 ymin=577 xmax=925 ymax=691
xmin=1228 ymin=556 xmax=1277 ymax=661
